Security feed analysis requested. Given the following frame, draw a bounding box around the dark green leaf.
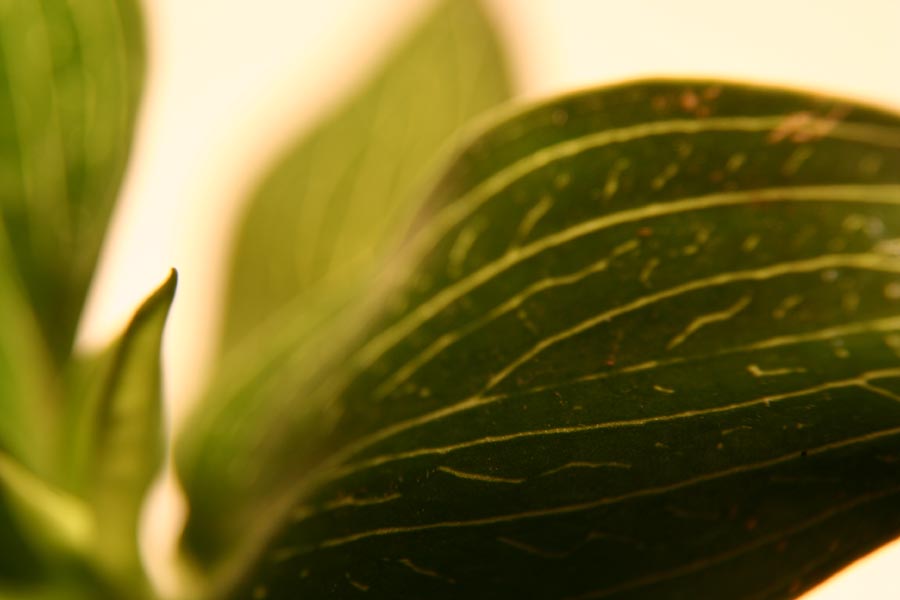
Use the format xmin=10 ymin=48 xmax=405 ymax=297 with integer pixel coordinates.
xmin=220 ymin=0 xmax=512 ymax=355
xmin=181 ymin=80 xmax=900 ymax=599
xmin=0 ymin=0 xmax=145 ymax=362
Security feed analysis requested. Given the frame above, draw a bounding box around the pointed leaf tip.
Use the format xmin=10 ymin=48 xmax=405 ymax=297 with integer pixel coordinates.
xmin=63 ymin=267 xmax=179 ymax=594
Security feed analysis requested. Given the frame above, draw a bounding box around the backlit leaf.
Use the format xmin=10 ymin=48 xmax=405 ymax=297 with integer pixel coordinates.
xmin=64 ymin=269 xmax=176 ymax=594
xmin=220 ymin=0 xmax=512 ymax=355
xmin=0 ymin=270 xmax=176 ymax=599
xmin=0 ymin=221 xmax=58 ymax=476
xmin=0 ymin=0 xmax=146 ymax=591
xmin=0 ymin=0 xmax=145 ymax=362
xmin=177 ymin=1 xmax=511 ymax=589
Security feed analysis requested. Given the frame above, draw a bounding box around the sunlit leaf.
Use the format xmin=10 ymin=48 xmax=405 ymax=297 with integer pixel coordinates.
xmin=221 ymin=0 xmax=512 ymax=355
xmin=181 ymin=80 xmax=900 ymax=599
xmin=0 ymin=0 xmax=145 ymax=362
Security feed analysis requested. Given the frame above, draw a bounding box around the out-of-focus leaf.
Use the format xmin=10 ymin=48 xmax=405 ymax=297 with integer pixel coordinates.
xmin=221 ymin=0 xmax=512 ymax=354
xmin=0 ymin=0 xmax=145 ymax=363
xmin=0 ymin=0 xmax=146 ymax=591
xmin=64 ymin=269 xmax=177 ymax=593
xmin=0 ymin=555 xmax=125 ymax=600
xmin=181 ymin=80 xmax=900 ymax=599
xmin=0 ymin=452 xmax=91 ymax=558
xmin=0 ymin=567 xmax=120 ymax=600
xmin=0 ymin=453 xmax=72 ymax=588
xmin=0 ymin=496 xmax=44 ymax=586
xmin=0 ymin=221 xmax=58 ymax=476
xmin=0 ymin=270 xmax=175 ymax=599
xmin=177 ymin=0 xmax=511 ymax=590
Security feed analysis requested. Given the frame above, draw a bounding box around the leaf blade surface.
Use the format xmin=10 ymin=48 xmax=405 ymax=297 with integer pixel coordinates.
xmin=220 ymin=0 xmax=512 ymax=354
xmin=0 ymin=0 xmax=145 ymax=361
xmin=184 ymin=80 xmax=900 ymax=599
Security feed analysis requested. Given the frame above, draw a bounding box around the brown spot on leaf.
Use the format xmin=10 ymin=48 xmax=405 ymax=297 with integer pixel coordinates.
xmin=680 ymin=89 xmax=699 ymax=112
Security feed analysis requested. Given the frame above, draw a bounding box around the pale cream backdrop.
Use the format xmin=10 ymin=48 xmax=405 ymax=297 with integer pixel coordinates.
xmin=73 ymin=0 xmax=900 ymax=596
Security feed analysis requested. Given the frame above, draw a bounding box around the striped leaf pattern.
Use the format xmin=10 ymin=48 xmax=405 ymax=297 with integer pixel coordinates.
xmin=184 ymin=81 xmax=900 ymax=599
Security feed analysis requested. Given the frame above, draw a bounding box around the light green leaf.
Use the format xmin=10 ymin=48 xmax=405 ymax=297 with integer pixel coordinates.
xmin=0 ymin=220 xmax=59 ymax=475
xmin=64 ymin=269 xmax=176 ymax=593
xmin=0 ymin=269 xmax=175 ymax=598
xmin=0 ymin=452 xmax=91 ymax=559
xmin=0 ymin=0 xmax=145 ymax=362
xmin=0 ymin=453 xmax=75 ymax=588
xmin=180 ymin=80 xmax=900 ymax=599
xmin=220 ymin=0 xmax=512 ymax=354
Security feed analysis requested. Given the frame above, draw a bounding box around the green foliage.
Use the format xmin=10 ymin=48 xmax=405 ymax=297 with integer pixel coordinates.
xmin=65 ymin=269 xmax=176 ymax=593
xmin=0 ymin=1 xmax=170 ymax=597
xmin=0 ymin=0 xmax=145 ymax=363
xmin=0 ymin=270 xmax=175 ymax=599
xmin=2 ymin=1 xmax=900 ymax=600
xmin=178 ymin=1 xmax=513 ymax=590
xmin=183 ymin=79 xmax=900 ymax=598
xmin=221 ymin=0 xmax=512 ymax=357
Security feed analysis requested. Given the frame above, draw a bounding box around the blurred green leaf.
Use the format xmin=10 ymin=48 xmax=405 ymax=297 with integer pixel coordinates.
xmin=0 ymin=270 xmax=175 ymax=599
xmin=221 ymin=0 xmax=512 ymax=355
xmin=0 ymin=451 xmax=91 ymax=560
xmin=64 ymin=269 xmax=176 ymax=594
xmin=0 ymin=567 xmax=121 ymax=600
xmin=182 ymin=80 xmax=900 ymax=599
xmin=0 ymin=0 xmax=148 ymax=594
xmin=0 ymin=221 xmax=59 ymax=476
xmin=0 ymin=454 xmax=68 ymax=589
xmin=0 ymin=0 xmax=145 ymax=363
xmin=177 ymin=1 xmax=512 ymax=591
xmin=0 ymin=224 xmax=59 ymax=588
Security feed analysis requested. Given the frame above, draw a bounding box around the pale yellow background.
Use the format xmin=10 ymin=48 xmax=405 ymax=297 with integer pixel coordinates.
xmin=73 ymin=0 xmax=900 ymax=596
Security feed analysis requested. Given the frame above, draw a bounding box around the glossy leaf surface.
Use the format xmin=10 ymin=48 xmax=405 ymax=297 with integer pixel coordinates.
xmin=0 ymin=0 xmax=145 ymax=362
xmin=220 ymin=0 xmax=511 ymax=354
xmin=181 ymin=80 xmax=900 ymax=599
